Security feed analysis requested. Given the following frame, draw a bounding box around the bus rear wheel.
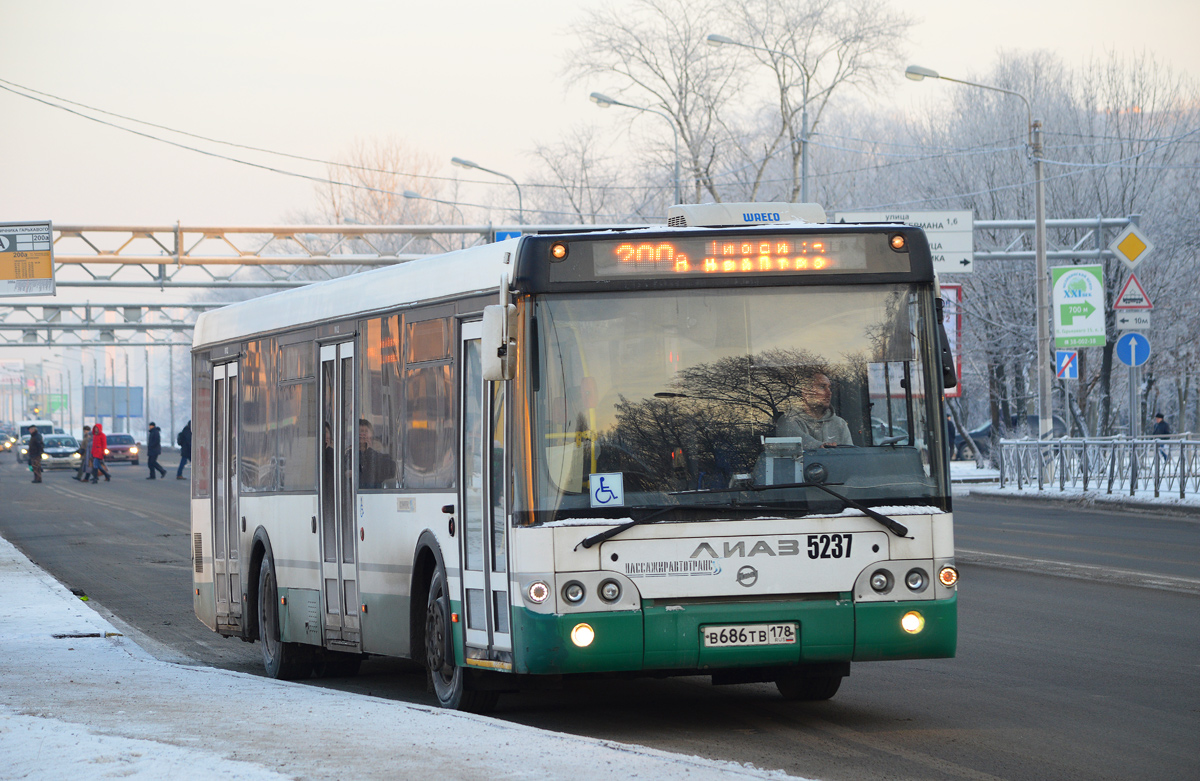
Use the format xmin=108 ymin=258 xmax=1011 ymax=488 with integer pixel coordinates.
xmin=776 ymin=671 xmax=843 ymax=701
xmin=258 ymin=555 xmax=313 ymax=679
xmin=425 ymin=566 xmax=498 ymax=713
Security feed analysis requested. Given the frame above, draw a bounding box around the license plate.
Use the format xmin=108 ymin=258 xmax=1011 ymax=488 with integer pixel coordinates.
xmin=702 ymin=622 xmax=797 ymax=648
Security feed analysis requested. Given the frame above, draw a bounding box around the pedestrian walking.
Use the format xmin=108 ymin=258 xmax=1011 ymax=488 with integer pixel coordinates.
xmin=26 ymin=425 xmax=44 ymax=483
xmin=146 ymin=422 xmax=167 ymax=479
xmin=90 ymin=423 xmax=111 ymax=483
xmin=1153 ymin=412 xmax=1171 ymax=462
xmin=76 ymin=425 xmax=93 ymax=482
xmin=176 ymin=421 xmax=191 ymax=480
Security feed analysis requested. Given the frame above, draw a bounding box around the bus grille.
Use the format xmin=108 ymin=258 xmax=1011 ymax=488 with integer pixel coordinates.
xmin=194 ymin=533 xmax=204 ymax=573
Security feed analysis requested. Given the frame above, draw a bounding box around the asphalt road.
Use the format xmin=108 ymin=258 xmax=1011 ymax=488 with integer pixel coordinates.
xmin=2 ymin=454 xmax=1197 ymax=780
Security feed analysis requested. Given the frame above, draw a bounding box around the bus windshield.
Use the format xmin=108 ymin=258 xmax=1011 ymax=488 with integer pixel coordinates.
xmin=525 ymin=285 xmax=947 ymax=525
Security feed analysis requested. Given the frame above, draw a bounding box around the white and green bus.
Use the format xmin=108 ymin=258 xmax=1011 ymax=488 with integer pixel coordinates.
xmin=190 ymin=203 xmax=959 ymax=711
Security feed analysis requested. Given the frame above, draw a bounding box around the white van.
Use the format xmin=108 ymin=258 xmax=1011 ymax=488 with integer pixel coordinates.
xmin=18 ymin=419 xmax=55 ymax=436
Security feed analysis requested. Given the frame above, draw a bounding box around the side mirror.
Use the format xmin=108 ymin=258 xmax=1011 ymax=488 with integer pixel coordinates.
xmin=935 ymin=297 xmax=958 ymax=389
xmin=482 ymin=304 xmax=517 ymax=381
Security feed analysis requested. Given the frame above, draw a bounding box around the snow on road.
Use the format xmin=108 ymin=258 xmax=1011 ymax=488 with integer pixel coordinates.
xmin=0 ymin=535 xmax=804 ymax=780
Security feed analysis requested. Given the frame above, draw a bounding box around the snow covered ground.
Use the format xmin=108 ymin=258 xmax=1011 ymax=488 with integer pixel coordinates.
xmin=949 ymin=460 xmax=1200 ymax=513
xmin=0 ymin=534 xmax=803 ymax=781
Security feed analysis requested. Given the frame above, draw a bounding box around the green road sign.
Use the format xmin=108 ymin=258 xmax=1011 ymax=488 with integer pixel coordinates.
xmin=1052 ymin=265 xmax=1106 ymax=348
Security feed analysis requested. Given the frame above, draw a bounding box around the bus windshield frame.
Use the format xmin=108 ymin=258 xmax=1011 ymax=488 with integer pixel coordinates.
xmin=516 ymin=280 xmax=950 ymax=527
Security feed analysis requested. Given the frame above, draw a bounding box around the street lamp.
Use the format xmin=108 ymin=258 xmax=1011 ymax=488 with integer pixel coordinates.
xmin=589 ymin=92 xmax=682 ymax=205
xmin=707 ymin=33 xmax=812 ymax=203
xmin=450 ymin=157 xmax=524 ymax=225
xmin=905 ymin=64 xmax=1052 ymax=439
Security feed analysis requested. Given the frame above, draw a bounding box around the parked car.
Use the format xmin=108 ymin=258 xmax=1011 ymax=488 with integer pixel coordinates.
xmin=40 ymin=435 xmax=83 ymax=470
xmin=104 ymin=433 xmax=140 ymax=465
xmin=955 ymin=414 xmax=1067 ymax=459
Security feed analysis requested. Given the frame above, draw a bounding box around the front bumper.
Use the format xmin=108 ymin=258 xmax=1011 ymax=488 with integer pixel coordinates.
xmin=511 ymin=593 xmax=956 ymax=675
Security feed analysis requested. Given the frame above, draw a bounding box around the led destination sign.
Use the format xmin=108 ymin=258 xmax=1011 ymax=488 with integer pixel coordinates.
xmin=589 ymin=233 xmax=892 ymax=279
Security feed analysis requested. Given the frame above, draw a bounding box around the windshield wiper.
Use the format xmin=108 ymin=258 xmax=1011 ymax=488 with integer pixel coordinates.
xmin=670 ymin=482 xmax=910 ymax=538
xmin=576 ymin=508 xmax=673 ymax=550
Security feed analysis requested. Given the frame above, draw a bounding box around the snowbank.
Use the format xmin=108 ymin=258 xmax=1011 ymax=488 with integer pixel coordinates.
xmin=0 ymin=535 xmax=806 ymax=780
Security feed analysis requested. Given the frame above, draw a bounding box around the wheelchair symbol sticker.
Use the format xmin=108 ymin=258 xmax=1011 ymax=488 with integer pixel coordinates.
xmin=590 ymin=473 xmax=625 ymax=508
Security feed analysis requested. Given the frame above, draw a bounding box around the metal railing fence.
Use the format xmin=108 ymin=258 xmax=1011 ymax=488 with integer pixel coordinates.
xmin=998 ymin=436 xmax=1199 ymax=499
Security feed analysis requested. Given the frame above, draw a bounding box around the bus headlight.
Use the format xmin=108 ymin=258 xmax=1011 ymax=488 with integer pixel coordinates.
xmin=901 ymin=611 xmax=925 ymax=634
xmin=599 ymin=579 xmax=621 ymax=603
xmin=562 ymin=581 xmax=586 ymax=605
xmin=570 ymin=623 xmax=594 ymax=647
xmin=869 ymin=569 xmax=893 ymax=594
xmin=938 ymin=566 xmax=959 ymax=587
xmin=905 ymin=568 xmax=928 ymax=593
xmin=526 ymin=581 xmax=550 ymax=604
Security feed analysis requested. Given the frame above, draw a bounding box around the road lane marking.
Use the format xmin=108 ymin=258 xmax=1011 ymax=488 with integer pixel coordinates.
xmin=957 ymin=549 xmax=1200 ymax=595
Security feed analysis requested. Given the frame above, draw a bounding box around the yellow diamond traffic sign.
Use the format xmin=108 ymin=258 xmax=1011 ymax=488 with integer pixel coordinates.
xmin=1108 ymin=224 xmax=1154 ymax=269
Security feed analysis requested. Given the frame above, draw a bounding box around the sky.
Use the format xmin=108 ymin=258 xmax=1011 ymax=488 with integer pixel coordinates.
xmin=0 ymin=0 xmax=1197 ymax=398
xmin=2 ymin=0 xmax=1198 ymax=228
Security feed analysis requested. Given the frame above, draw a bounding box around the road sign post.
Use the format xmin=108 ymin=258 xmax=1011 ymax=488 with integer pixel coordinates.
xmin=1116 ymin=332 xmax=1150 ymax=437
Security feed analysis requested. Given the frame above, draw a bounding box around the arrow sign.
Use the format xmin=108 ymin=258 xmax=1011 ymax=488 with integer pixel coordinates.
xmin=1056 ymin=350 xmax=1078 ymax=379
xmin=1060 ymin=300 xmax=1096 ymax=325
xmin=1115 ymin=332 xmax=1150 ymax=367
xmin=1113 ymin=274 xmax=1153 ymax=310
xmin=1117 ymin=312 xmax=1151 ymax=331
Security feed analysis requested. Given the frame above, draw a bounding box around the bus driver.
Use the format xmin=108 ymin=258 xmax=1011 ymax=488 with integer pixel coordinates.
xmin=777 ymin=371 xmax=853 ymax=449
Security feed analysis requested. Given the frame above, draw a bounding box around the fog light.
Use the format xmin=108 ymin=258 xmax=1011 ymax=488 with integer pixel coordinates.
xmin=527 ymin=581 xmax=549 ymax=604
xmin=870 ymin=569 xmax=892 ymax=593
xmin=570 ymin=622 xmax=595 ymax=647
xmin=563 ymin=581 xmax=585 ymax=604
xmin=901 ymin=611 xmax=925 ymax=634
xmin=905 ymin=568 xmax=928 ymax=592
xmin=599 ymin=579 xmax=621 ymax=603
xmin=938 ymin=566 xmax=958 ymax=587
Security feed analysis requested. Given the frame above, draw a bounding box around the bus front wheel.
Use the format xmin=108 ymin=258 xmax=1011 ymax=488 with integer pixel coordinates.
xmin=425 ymin=566 xmax=498 ymax=713
xmin=258 ymin=555 xmax=313 ymax=679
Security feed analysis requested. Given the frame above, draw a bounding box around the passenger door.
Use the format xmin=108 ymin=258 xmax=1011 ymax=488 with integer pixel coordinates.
xmin=319 ymin=341 xmax=361 ymax=650
xmin=212 ymin=361 xmax=241 ymax=631
xmin=459 ymin=321 xmax=512 ymax=668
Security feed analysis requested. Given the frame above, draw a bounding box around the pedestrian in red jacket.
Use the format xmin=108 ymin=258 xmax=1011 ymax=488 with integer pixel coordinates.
xmin=89 ymin=423 xmax=111 ymax=483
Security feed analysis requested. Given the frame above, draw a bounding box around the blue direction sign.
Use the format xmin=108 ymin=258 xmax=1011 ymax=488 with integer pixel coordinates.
xmin=495 ymin=230 xmax=522 ymax=242
xmin=1056 ymin=350 xmax=1078 ymax=379
xmin=1115 ymin=332 xmax=1150 ymax=367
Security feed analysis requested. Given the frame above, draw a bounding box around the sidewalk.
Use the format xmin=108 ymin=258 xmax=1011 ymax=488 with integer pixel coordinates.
xmin=950 ymin=461 xmax=1200 ymax=518
xmin=0 ymin=534 xmax=799 ymax=781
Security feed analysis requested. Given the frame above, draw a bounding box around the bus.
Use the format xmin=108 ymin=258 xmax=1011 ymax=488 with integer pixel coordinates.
xmin=190 ymin=202 xmax=959 ymax=712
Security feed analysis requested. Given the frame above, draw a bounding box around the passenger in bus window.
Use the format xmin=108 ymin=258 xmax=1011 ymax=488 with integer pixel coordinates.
xmin=776 ymin=372 xmax=853 ymax=449
xmin=357 ymin=418 xmax=396 ymax=489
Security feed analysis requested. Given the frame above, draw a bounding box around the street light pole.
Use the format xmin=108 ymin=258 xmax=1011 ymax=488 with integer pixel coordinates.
xmin=905 ymin=64 xmax=1052 ymax=440
xmin=450 ymin=157 xmax=525 ymax=224
xmin=707 ymin=34 xmax=811 ymax=202
xmin=589 ymin=92 xmax=682 ymax=205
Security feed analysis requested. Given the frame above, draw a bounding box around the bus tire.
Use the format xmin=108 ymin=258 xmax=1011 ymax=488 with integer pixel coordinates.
xmin=258 ymin=555 xmax=313 ymax=680
xmin=775 ymin=672 xmax=842 ymax=701
xmin=425 ymin=566 xmax=499 ymax=713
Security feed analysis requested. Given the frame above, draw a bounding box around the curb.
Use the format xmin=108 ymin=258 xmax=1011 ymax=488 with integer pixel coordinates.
xmin=960 ymin=484 xmax=1200 ymax=520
